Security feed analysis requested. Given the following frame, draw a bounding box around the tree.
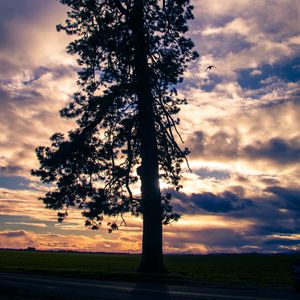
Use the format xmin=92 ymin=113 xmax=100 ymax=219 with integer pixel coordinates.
xmin=32 ymin=0 xmax=198 ymax=273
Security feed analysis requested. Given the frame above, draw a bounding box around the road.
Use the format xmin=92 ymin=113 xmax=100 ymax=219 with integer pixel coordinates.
xmin=0 ymin=272 xmax=298 ymax=300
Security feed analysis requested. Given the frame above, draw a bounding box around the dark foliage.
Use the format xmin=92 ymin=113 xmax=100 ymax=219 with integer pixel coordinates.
xmin=32 ymin=0 xmax=198 ymax=232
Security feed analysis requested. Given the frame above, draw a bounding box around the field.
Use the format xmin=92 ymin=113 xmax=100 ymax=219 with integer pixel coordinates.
xmin=0 ymin=250 xmax=299 ymax=290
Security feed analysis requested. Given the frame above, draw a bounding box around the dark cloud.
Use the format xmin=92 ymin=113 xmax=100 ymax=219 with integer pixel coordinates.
xmin=190 ymin=191 xmax=254 ymax=213
xmin=51 ymin=64 xmax=78 ymax=80
xmin=189 ymin=130 xmax=239 ymax=160
xmin=228 ymin=185 xmax=245 ymax=197
xmin=22 ymin=67 xmax=50 ymax=85
xmin=195 ymin=228 xmax=248 ymax=247
xmin=240 ymin=186 xmax=300 ymax=239
xmin=22 ymin=65 xmax=78 ymax=85
xmin=188 ymin=129 xmax=300 ymax=165
xmin=0 ymin=165 xmax=24 ymax=176
xmin=194 ymin=167 xmax=231 ymax=180
xmin=166 ymin=228 xmax=248 ymax=249
xmin=243 ymin=137 xmax=300 ymax=164
xmin=263 ymin=238 xmax=300 ymax=247
xmin=0 ymin=86 xmax=10 ymax=104
xmin=235 ymin=175 xmax=250 ymax=183
xmin=189 ymin=131 xmax=205 ymax=155
xmin=259 ymin=177 xmax=280 ymax=186
xmin=169 ymin=225 xmax=300 ymax=252
xmin=0 ymin=78 xmax=42 ymax=109
xmin=249 ymin=224 xmax=300 ymax=237
xmin=13 ymin=89 xmax=44 ymax=105
xmin=168 ymin=189 xmax=253 ymax=214
xmin=265 ymin=186 xmax=300 ymax=211
xmin=167 ymin=184 xmax=300 ymax=252
xmin=0 ymin=230 xmax=27 ymax=238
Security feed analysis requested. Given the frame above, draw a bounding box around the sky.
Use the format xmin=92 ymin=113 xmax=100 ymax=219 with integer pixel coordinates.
xmin=0 ymin=0 xmax=300 ymax=254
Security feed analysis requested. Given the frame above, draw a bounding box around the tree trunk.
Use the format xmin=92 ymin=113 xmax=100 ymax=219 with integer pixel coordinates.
xmin=131 ymin=0 xmax=166 ymax=273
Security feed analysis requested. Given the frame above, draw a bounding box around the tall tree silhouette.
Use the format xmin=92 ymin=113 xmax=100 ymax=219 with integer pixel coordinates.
xmin=32 ymin=0 xmax=198 ymax=273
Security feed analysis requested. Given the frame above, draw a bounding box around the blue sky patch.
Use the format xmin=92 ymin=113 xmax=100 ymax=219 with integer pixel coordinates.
xmin=237 ymin=56 xmax=300 ymax=90
xmin=0 ymin=176 xmax=32 ymax=190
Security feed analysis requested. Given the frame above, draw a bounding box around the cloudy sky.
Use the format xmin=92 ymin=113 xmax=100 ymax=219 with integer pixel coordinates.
xmin=0 ymin=0 xmax=299 ymax=254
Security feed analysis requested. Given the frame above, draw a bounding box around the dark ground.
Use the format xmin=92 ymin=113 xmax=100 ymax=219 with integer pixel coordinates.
xmin=1 ymin=250 xmax=299 ymax=289
xmin=1 ymin=250 xmax=300 ymax=299
xmin=1 ymin=272 xmax=299 ymax=300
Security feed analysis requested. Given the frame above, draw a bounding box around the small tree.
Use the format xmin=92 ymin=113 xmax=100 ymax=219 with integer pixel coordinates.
xmin=32 ymin=0 xmax=198 ymax=273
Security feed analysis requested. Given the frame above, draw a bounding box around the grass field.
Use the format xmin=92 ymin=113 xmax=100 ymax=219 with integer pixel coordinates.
xmin=0 ymin=250 xmax=299 ymax=290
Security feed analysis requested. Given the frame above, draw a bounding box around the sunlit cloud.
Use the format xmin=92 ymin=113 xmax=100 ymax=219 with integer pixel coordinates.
xmin=0 ymin=0 xmax=299 ymax=253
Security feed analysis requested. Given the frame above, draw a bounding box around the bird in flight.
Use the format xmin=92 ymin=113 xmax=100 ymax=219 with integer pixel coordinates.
xmin=205 ymin=65 xmax=216 ymax=71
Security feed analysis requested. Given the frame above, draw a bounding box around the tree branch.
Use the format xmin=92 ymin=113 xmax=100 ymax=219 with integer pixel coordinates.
xmin=115 ymin=0 xmax=129 ymax=16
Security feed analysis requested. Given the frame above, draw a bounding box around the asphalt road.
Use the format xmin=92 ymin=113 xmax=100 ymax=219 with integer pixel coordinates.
xmin=0 ymin=272 xmax=299 ymax=300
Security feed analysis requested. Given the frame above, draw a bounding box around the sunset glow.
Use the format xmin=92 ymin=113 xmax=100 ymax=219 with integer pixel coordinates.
xmin=0 ymin=0 xmax=299 ymax=254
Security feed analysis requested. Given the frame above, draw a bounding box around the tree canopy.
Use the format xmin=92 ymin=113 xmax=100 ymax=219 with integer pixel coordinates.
xmin=32 ymin=0 xmax=198 ymax=264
